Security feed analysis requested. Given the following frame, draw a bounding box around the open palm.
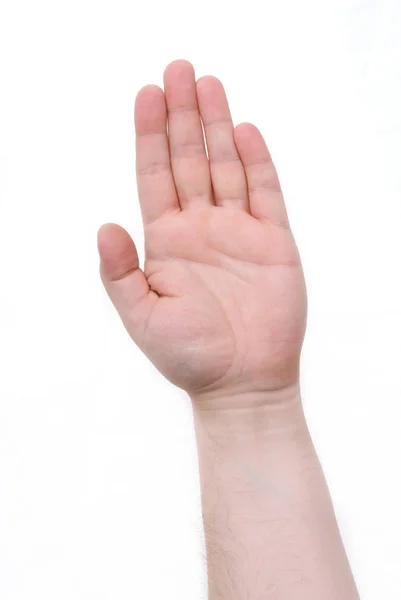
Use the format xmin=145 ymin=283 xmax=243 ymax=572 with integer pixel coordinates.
xmin=97 ymin=60 xmax=307 ymax=401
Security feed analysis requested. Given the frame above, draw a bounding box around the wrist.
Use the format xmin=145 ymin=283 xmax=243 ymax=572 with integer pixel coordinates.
xmin=190 ymin=382 xmax=309 ymax=446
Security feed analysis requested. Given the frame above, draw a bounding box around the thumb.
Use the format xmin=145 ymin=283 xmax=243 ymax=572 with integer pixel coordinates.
xmin=97 ymin=223 xmax=151 ymax=323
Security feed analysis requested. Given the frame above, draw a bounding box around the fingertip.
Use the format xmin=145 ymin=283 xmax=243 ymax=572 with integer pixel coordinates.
xmin=135 ymin=85 xmax=167 ymax=134
xmin=196 ymin=75 xmax=226 ymax=110
xmin=135 ymin=85 xmax=165 ymax=113
xmin=234 ymin=123 xmax=272 ymax=165
xmin=97 ymin=223 xmax=139 ymax=282
xmin=196 ymin=74 xmax=222 ymax=90
xmin=97 ymin=222 xmax=125 ymax=252
xmin=234 ymin=122 xmax=260 ymax=141
xmin=97 ymin=224 xmax=151 ymax=325
xmin=135 ymin=84 xmax=164 ymax=102
xmin=164 ymin=59 xmax=195 ymax=79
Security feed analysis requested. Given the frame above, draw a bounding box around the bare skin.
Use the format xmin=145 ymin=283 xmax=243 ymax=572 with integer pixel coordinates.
xmin=97 ymin=59 xmax=360 ymax=599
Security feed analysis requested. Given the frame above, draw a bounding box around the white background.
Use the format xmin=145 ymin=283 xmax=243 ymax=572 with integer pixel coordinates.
xmin=0 ymin=0 xmax=400 ymax=598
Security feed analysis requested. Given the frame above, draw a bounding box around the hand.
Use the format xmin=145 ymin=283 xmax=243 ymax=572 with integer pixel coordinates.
xmin=97 ymin=60 xmax=307 ymax=403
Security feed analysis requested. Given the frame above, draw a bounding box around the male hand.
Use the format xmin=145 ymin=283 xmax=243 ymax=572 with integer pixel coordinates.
xmin=97 ymin=60 xmax=307 ymax=404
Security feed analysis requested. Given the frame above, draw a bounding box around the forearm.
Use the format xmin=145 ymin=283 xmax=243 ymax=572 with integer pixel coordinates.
xmin=191 ymin=385 xmax=359 ymax=600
